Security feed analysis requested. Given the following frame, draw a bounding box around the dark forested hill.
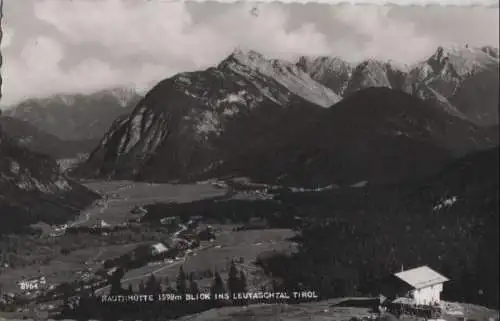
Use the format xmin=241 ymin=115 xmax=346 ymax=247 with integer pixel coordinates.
xmin=0 ymin=126 xmax=99 ymax=235
xmin=258 ymin=147 xmax=499 ymax=308
xmin=208 ymin=88 xmax=496 ymax=187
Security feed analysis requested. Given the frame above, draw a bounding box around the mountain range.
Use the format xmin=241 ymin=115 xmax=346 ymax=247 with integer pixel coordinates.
xmin=72 ymin=45 xmax=499 ymax=187
xmin=3 ymin=87 xmax=142 ymax=141
xmin=298 ymin=45 xmax=499 ymax=126
xmin=208 ymin=87 xmax=498 ymax=187
xmin=0 ymin=116 xmax=98 ymax=159
xmin=1 ymin=44 xmax=497 ymax=233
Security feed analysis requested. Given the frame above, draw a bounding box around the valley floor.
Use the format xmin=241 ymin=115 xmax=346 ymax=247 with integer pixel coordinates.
xmin=0 ymin=180 xmax=224 ymax=293
xmin=0 ymin=179 xmax=296 ymax=318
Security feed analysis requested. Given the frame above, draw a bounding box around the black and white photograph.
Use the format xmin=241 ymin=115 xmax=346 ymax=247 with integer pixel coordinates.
xmin=0 ymin=1 xmax=498 ymax=320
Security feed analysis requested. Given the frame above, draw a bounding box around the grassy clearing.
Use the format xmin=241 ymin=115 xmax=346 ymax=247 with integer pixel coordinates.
xmin=75 ymin=181 xmax=227 ymax=226
xmin=82 ymin=181 xmax=226 ymax=202
xmin=117 ymin=227 xmax=296 ymax=293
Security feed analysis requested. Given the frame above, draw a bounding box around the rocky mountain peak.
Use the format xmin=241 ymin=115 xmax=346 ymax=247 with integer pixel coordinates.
xmin=296 ymin=56 xmax=353 ymax=96
xmin=425 ymin=44 xmax=498 ymax=78
xmin=219 ymin=49 xmax=341 ymax=107
xmin=297 ymin=56 xmax=350 ymax=70
xmin=227 ymin=48 xmax=268 ymax=66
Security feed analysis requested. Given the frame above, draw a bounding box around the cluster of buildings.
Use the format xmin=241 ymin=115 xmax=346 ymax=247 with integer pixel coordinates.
xmin=49 ymin=224 xmax=69 ymax=237
xmin=147 ymin=222 xmax=209 ymax=259
xmin=94 ymin=219 xmax=111 ymax=229
xmin=102 ymin=218 xmax=211 ymax=274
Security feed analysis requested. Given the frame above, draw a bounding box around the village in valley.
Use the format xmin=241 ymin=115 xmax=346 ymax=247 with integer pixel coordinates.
xmin=0 ymin=180 xmax=297 ymax=319
xmin=1 ymin=205 xmax=216 ymax=307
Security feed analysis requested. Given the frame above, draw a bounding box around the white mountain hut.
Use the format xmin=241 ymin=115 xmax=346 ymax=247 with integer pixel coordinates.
xmin=381 ymin=265 xmax=449 ymax=307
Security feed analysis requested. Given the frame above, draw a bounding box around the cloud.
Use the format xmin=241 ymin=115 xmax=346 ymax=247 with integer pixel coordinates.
xmin=33 ymin=0 xmax=333 ymax=63
xmin=198 ymin=4 xmax=332 ymax=61
xmin=3 ymin=35 xmax=143 ymax=104
xmin=330 ymin=5 xmax=439 ymax=66
xmin=2 ymin=1 xmax=490 ymax=106
xmin=0 ymin=0 xmax=337 ymax=105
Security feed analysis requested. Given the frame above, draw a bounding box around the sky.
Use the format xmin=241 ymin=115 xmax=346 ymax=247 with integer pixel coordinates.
xmin=0 ymin=0 xmax=498 ymax=108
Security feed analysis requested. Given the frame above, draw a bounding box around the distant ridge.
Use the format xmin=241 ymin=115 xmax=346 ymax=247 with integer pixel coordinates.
xmin=3 ymin=87 xmax=142 ymax=141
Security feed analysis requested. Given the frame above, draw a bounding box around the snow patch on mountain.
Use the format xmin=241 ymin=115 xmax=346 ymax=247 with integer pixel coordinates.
xmin=351 ymin=180 xmax=369 ymax=188
xmin=220 ymin=90 xmax=247 ymax=105
xmin=433 ymin=195 xmax=459 ymax=211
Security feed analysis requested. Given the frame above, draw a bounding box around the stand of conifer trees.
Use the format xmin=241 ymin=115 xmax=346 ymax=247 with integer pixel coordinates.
xmin=60 ymin=261 xmax=251 ymax=321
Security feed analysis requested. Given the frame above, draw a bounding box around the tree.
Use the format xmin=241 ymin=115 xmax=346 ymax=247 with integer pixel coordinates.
xmin=60 ymin=297 xmax=73 ymax=318
xmin=176 ymin=266 xmax=187 ymax=295
xmin=78 ymin=280 xmax=85 ymax=293
xmin=210 ymin=271 xmax=226 ymax=298
xmin=138 ymin=280 xmax=146 ymax=293
xmin=234 ymin=270 xmax=249 ymax=305
xmin=239 ymin=270 xmax=248 ymax=293
xmin=188 ymin=272 xmax=199 ymax=294
xmin=227 ymin=260 xmax=239 ymax=296
xmin=271 ymin=279 xmax=281 ymax=292
xmin=109 ymin=267 xmax=125 ymax=295
xmin=162 ymin=276 xmax=171 ymax=291
xmin=59 ymin=283 xmax=75 ymax=319
xmin=145 ymin=274 xmax=161 ymax=294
